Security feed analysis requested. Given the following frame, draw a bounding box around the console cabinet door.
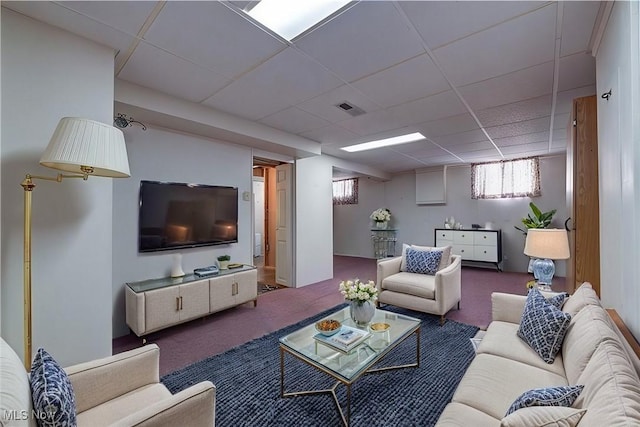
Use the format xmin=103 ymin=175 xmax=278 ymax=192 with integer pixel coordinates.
xmin=145 ymin=286 xmax=180 ymax=332
xmin=209 ymin=275 xmax=237 ymax=312
xmin=234 ymin=269 xmax=258 ymax=304
xmin=178 ymin=280 xmax=210 ymax=322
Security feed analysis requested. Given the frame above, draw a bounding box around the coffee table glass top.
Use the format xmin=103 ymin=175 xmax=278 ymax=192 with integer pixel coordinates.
xmin=279 ymin=307 xmax=420 ymax=382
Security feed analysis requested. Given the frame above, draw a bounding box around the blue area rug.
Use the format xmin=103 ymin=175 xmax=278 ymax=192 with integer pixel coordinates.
xmin=161 ymin=305 xmax=479 ymax=427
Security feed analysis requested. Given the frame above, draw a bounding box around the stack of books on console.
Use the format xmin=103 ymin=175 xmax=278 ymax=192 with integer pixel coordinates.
xmin=314 ymin=325 xmax=370 ymax=353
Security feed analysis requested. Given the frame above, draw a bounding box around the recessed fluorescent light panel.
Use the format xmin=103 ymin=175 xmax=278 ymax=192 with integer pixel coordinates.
xmin=341 ymin=132 xmax=426 ymax=152
xmin=246 ymin=0 xmax=351 ymax=41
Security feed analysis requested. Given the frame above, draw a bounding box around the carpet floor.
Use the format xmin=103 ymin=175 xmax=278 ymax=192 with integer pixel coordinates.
xmin=161 ymin=304 xmax=479 ymax=427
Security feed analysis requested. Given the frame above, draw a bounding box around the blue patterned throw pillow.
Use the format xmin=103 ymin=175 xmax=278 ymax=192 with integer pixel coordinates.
xmin=517 ymin=288 xmax=572 ymax=363
xmin=547 ymin=292 xmax=569 ymax=309
xmin=30 ymin=348 xmax=77 ymax=427
xmin=405 ymin=248 xmax=442 ymax=275
xmin=505 ymin=385 xmax=584 ymax=416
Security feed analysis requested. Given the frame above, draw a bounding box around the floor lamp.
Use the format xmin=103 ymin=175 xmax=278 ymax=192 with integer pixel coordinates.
xmin=22 ymin=117 xmax=130 ymax=369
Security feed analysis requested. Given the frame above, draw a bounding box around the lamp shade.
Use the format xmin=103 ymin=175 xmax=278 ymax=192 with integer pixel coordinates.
xmin=39 ymin=117 xmax=130 ymax=177
xmin=524 ymin=228 xmax=570 ymax=260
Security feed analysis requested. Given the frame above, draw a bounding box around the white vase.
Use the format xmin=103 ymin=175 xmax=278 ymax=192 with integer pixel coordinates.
xmin=375 ymin=221 xmax=387 ymax=229
xmin=350 ymin=300 xmax=376 ymax=326
xmin=170 ymin=253 xmax=185 ymax=278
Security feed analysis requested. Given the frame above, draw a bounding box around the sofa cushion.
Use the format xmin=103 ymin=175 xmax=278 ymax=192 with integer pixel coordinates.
xmin=561 ymin=305 xmax=620 ymax=384
xmin=476 ymin=321 xmax=565 ymax=377
xmin=30 ymin=348 xmax=77 ymax=427
xmin=500 ymin=406 xmax=585 ymax=427
xmin=400 ymin=244 xmax=451 ymax=272
xmin=381 ymin=272 xmax=435 ymax=299
xmin=405 ymin=247 xmax=442 ymax=275
xmin=451 ymin=353 xmax=568 ymax=420
xmin=561 ymin=282 xmax=601 ymax=317
xmin=518 ymin=288 xmax=571 ymax=363
xmin=505 ymin=385 xmax=584 ymax=416
xmin=573 ymin=339 xmax=640 ymax=426
xmin=1 ymin=338 xmax=37 ymax=427
xmin=436 ymin=402 xmax=501 ymax=427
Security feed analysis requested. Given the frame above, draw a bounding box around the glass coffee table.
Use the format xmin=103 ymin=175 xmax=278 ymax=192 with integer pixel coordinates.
xmin=279 ymin=306 xmax=421 ymax=426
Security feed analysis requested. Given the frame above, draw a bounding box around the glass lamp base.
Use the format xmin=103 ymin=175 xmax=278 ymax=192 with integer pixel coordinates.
xmin=532 ymin=258 xmax=555 ymax=286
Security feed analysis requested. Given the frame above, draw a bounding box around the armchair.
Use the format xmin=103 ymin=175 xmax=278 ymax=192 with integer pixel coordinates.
xmin=0 ymin=338 xmax=215 ymax=426
xmin=376 ymin=254 xmax=462 ymax=324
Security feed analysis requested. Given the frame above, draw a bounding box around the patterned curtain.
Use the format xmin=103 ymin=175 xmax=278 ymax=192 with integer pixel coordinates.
xmin=471 ymin=157 xmax=541 ymax=199
xmin=333 ymin=178 xmax=358 ymax=205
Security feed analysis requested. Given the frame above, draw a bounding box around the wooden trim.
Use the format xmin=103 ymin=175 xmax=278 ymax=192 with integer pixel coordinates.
xmin=606 ymin=309 xmax=640 ymax=360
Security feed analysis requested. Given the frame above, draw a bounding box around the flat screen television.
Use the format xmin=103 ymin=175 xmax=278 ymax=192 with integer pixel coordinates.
xmin=138 ymin=180 xmax=238 ymax=252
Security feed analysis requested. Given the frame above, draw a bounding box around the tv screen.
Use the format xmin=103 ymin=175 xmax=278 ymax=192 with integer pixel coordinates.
xmin=138 ymin=180 xmax=238 ymax=252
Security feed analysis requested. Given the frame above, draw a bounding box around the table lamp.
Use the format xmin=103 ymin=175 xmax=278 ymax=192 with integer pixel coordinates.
xmin=524 ymin=228 xmax=570 ymax=288
xmin=21 ymin=117 xmax=130 ymax=368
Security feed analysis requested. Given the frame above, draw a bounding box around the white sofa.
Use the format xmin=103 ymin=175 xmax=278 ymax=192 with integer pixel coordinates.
xmin=376 ymin=253 xmax=462 ymax=324
xmin=436 ymin=283 xmax=640 ymax=426
xmin=0 ymin=339 xmax=215 ymax=426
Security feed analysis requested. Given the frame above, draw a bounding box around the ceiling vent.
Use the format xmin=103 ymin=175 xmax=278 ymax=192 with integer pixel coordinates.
xmin=335 ymin=101 xmax=366 ymax=117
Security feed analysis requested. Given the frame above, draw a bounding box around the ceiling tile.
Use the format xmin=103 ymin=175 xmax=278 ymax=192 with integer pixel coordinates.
xmin=447 ymin=141 xmax=497 ymax=154
xmin=351 ymin=54 xmax=450 ymax=107
xmin=118 ymin=42 xmax=232 ymax=102
xmin=553 ymin=113 xmax=571 ymax=130
xmin=433 ymin=129 xmax=489 ymax=147
xmin=259 ymin=107 xmax=330 ymax=135
xmin=418 ymin=113 xmax=480 ymax=138
xmin=494 ymin=131 xmax=549 ymax=147
xmin=60 ymin=1 xmax=157 ymax=35
xmin=433 ymin=4 xmax=557 ymax=86
xmin=203 ymin=47 xmax=343 ymax=120
xmin=296 ymin=85 xmax=382 ymax=123
xmin=414 ymin=154 xmax=465 ymax=166
xmin=387 ymin=90 xmax=468 ymax=126
xmin=476 ymin=95 xmax=552 ymax=127
xmin=388 ymin=140 xmax=445 ymax=156
xmin=554 ymin=85 xmax=596 ymax=114
xmin=302 ymin=125 xmax=360 ymax=146
xmin=3 ymin=1 xmax=137 ymax=56
xmin=144 ymin=2 xmax=286 ymax=78
xmin=486 ymin=116 xmax=551 ymax=139
xmin=459 ymin=149 xmax=505 ymax=161
xmin=501 ymin=141 xmax=549 ymax=155
xmin=458 ymin=61 xmax=554 ymax=111
xmin=558 ymin=52 xmax=596 ymax=92
xmin=560 ymin=1 xmax=601 ymax=56
xmin=294 ymin=2 xmax=426 ymax=82
xmin=335 ymin=109 xmax=409 ymax=137
xmin=400 ymin=1 xmax=546 ymax=49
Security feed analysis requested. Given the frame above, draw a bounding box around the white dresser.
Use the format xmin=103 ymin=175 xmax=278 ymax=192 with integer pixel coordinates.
xmin=434 ymin=228 xmax=502 ymax=271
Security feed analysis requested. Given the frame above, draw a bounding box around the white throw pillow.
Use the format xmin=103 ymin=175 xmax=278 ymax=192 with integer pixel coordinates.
xmin=400 ymin=244 xmax=452 ymax=272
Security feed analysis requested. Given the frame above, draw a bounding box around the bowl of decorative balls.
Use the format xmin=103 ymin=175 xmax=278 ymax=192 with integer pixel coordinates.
xmin=315 ymin=319 xmax=342 ymax=336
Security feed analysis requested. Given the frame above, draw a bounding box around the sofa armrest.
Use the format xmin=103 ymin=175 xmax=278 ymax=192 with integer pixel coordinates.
xmin=491 ymin=292 xmax=527 ymax=324
xmin=111 ymin=381 xmax=216 ymax=427
xmin=434 ymin=255 xmax=462 ymax=314
xmin=376 ymin=256 xmax=402 ymax=292
xmin=66 ymin=344 xmax=160 ymax=413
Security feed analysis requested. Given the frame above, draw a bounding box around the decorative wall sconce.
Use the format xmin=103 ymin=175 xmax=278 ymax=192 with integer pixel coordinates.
xmin=114 ymin=113 xmax=147 ymax=131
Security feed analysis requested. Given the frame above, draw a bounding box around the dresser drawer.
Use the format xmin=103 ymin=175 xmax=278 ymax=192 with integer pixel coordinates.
xmin=473 ymin=245 xmax=498 ymax=262
xmin=435 ymin=229 xmax=453 ymax=243
xmin=473 ymin=232 xmax=497 ymax=246
xmin=453 ymin=231 xmax=474 ymax=245
xmin=452 ymin=244 xmax=474 ymax=259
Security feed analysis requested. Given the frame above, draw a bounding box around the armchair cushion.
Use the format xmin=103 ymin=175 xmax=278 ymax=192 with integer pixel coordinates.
xmin=405 ymin=247 xmax=442 ymax=275
xmin=30 ymin=348 xmax=77 ymax=427
xmin=381 ymin=272 xmax=436 ymax=299
xmin=400 ymin=244 xmax=452 ymax=272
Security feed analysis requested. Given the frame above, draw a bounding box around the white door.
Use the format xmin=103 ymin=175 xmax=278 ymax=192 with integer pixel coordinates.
xmin=252 ymin=177 xmax=264 ymax=257
xmin=275 ymin=163 xmax=293 ymax=287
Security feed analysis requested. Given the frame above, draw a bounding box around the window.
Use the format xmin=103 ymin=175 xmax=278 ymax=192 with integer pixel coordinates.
xmin=471 ymin=157 xmax=541 ymax=199
xmin=333 ymin=178 xmax=358 ymax=205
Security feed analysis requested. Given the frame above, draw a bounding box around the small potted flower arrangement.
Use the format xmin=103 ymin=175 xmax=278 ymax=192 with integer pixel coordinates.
xmin=370 ymin=208 xmax=391 ymax=229
xmin=339 ymin=278 xmax=378 ymax=326
xmin=217 ymin=254 xmax=231 ymax=270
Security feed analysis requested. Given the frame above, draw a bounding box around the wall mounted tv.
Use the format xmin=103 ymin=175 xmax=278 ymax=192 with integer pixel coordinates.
xmin=138 ymin=180 xmax=238 ymax=253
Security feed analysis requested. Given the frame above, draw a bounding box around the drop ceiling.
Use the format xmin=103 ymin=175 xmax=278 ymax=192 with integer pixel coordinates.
xmin=3 ymin=1 xmax=600 ymax=175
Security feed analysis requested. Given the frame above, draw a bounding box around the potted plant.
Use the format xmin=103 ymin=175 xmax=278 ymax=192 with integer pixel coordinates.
xmin=514 ymin=202 xmax=557 ymax=234
xmin=217 ymin=254 xmax=230 ymax=270
xmin=370 ymin=208 xmax=391 ymax=229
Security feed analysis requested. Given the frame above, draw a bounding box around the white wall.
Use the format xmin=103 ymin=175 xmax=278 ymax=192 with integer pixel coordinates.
xmin=295 ymin=156 xmax=334 ymax=286
xmin=112 ymin=127 xmax=253 ymax=337
xmin=334 ymin=155 xmax=568 ymax=275
xmin=596 ymin=1 xmax=640 ymax=337
xmin=1 ymin=10 xmax=115 ymax=365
